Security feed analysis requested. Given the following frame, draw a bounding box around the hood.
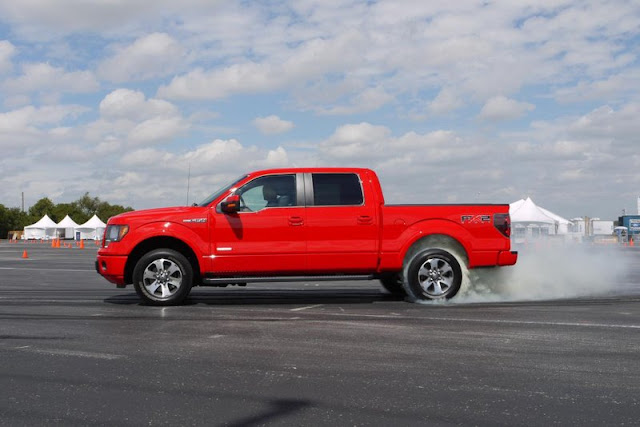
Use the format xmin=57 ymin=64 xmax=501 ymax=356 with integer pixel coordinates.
xmin=109 ymin=206 xmax=208 ymax=223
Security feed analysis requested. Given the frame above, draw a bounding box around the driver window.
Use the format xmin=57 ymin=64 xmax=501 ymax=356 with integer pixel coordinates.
xmin=235 ymin=174 xmax=297 ymax=212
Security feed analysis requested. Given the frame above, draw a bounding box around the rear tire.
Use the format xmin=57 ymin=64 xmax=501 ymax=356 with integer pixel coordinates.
xmin=403 ymin=249 xmax=462 ymax=301
xmin=133 ymin=249 xmax=193 ymax=306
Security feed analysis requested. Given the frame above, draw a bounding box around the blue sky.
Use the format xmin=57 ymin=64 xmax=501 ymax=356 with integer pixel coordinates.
xmin=0 ymin=0 xmax=639 ymax=220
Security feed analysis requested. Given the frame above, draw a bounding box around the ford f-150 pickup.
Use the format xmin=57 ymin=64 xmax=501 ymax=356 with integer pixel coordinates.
xmin=96 ymin=168 xmax=517 ymax=305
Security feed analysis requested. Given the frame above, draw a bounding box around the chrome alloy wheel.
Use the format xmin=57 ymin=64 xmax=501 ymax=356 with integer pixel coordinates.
xmin=142 ymin=258 xmax=183 ymax=299
xmin=417 ymin=256 xmax=455 ymax=298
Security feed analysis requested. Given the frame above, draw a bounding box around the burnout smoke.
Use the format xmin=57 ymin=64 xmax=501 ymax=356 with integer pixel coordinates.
xmin=452 ymin=243 xmax=634 ymax=303
xmin=417 ymin=241 xmax=635 ymax=304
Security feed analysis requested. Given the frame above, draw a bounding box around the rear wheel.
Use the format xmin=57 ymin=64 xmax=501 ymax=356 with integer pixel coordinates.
xmin=133 ymin=249 xmax=193 ymax=306
xmin=403 ymin=249 xmax=462 ymax=301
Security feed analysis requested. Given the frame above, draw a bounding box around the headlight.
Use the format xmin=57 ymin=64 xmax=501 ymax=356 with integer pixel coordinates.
xmin=104 ymin=224 xmax=129 ymax=246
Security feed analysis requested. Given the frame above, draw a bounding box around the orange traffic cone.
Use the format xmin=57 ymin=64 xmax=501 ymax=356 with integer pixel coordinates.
xmin=79 ymin=240 xmax=85 ymax=249
xmin=22 ymin=250 xmax=28 ymax=259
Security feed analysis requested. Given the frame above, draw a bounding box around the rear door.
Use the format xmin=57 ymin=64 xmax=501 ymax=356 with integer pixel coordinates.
xmin=305 ymin=172 xmax=379 ymax=273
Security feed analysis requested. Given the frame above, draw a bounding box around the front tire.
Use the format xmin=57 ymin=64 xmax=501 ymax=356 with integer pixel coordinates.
xmin=403 ymin=249 xmax=462 ymax=301
xmin=133 ymin=249 xmax=193 ymax=306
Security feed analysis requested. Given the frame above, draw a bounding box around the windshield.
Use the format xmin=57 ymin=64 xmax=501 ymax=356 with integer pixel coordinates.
xmin=195 ymin=175 xmax=247 ymax=207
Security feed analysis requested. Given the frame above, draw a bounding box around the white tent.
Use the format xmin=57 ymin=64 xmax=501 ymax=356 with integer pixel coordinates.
xmin=57 ymin=215 xmax=80 ymax=240
xmin=510 ymin=197 xmax=556 ymax=225
xmin=538 ymin=206 xmax=572 ymax=234
xmin=23 ymin=214 xmax=58 ymax=240
xmin=510 ymin=197 xmax=571 ymax=240
xmin=76 ymin=214 xmax=107 ymax=240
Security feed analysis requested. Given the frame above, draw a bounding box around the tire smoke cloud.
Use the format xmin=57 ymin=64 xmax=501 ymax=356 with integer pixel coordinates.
xmin=445 ymin=244 xmax=635 ymax=304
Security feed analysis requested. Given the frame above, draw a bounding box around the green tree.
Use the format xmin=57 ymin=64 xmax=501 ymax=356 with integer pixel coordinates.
xmin=0 ymin=204 xmax=28 ymax=238
xmin=96 ymin=201 xmax=133 ymax=222
xmin=52 ymin=202 xmax=87 ymax=225
xmin=28 ymin=198 xmax=56 ymax=222
xmin=76 ymin=193 xmax=101 ymax=218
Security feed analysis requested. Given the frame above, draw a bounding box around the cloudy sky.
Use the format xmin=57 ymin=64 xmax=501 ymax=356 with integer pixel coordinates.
xmin=0 ymin=0 xmax=639 ymax=219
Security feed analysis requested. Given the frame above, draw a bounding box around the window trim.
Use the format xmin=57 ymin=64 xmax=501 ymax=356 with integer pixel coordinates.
xmin=305 ymin=172 xmax=366 ymax=207
xmin=220 ymin=172 xmax=302 ymax=213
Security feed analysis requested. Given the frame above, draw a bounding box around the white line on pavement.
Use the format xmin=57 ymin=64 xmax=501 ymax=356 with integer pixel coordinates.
xmin=290 ymin=304 xmax=324 ymax=312
xmin=13 ymin=347 xmax=124 ymax=360
xmin=333 ymin=313 xmax=640 ymax=330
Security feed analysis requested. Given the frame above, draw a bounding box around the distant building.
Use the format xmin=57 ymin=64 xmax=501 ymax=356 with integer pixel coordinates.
xmin=618 ymin=215 xmax=640 ymax=241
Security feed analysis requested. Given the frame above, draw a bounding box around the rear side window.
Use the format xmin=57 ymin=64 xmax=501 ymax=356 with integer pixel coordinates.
xmin=312 ymin=173 xmax=364 ymax=206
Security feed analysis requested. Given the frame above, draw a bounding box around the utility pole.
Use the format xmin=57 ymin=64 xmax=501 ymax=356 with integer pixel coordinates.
xmin=22 ymin=192 xmax=24 ymax=212
xmin=186 ymin=163 xmax=191 ymax=206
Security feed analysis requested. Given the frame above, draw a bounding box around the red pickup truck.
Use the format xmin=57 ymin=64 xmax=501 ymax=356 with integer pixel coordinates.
xmin=96 ymin=168 xmax=517 ymax=305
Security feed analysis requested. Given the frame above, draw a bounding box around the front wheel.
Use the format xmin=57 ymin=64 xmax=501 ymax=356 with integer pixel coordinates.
xmin=133 ymin=249 xmax=193 ymax=306
xmin=403 ymin=249 xmax=462 ymax=301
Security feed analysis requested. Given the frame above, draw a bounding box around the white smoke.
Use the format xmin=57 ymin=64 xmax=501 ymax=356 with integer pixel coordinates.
xmin=449 ymin=243 xmax=635 ymax=304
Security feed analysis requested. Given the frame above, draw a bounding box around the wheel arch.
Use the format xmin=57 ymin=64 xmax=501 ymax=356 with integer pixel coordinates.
xmin=124 ymin=236 xmax=201 ymax=285
xmin=403 ymin=233 xmax=469 ymax=268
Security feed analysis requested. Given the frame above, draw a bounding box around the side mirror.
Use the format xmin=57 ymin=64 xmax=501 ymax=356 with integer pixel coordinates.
xmin=220 ymin=195 xmax=241 ymax=214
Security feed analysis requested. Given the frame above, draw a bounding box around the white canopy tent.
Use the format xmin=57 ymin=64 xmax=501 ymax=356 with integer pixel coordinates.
xmin=510 ymin=198 xmax=555 ymax=224
xmin=510 ymin=197 xmax=571 ymax=240
xmin=23 ymin=214 xmax=58 ymax=240
xmin=56 ymin=215 xmax=81 ymax=240
xmin=76 ymin=214 xmax=107 ymax=240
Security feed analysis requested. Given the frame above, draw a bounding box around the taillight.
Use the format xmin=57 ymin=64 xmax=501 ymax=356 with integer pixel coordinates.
xmin=494 ymin=213 xmax=511 ymax=237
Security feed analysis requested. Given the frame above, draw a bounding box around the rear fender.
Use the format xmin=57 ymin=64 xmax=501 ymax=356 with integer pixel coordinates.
xmin=397 ymin=219 xmax=473 ymax=267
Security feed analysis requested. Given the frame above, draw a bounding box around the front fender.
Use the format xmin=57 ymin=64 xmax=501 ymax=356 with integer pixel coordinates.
xmin=125 ymin=221 xmax=208 ymax=260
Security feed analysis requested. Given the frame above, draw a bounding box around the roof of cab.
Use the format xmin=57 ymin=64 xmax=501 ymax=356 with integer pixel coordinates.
xmin=246 ymin=167 xmax=375 ymax=177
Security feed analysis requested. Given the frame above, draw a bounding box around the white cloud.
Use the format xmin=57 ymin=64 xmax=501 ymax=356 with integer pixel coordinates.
xmin=0 ymin=104 xmax=88 ymax=132
xmin=252 ymin=115 xmax=294 ymax=135
xmin=479 ymin=96 xmax=535 ymax=121
xmin=99 ymin=88 xmax=179 ymax=121
xmin=85 ymin=89 xmax=188 ymax=148
xmin=0 ymin=0 xmax=226 ymax=39
xmin=98 ymin=33 xmax=186 ymax=83
xmin=317 ymin=87 xmax=395 ymax=115
xmin=3 ymin=63 xmax=99 ymax=94
xmin=157 ymin=30 xmax=366 ymax=100
xmin=110 ymin=139 xmax=291 ymax=207
xmin=3 ymin=94 xmax=31 ymax=109
xmin=0 ymin=40 xmax=16 ymax=74
xmin=428 ymin=87 xmax=464 ymax=115
xmin=317 ymin=122 xmax=480 ymax=165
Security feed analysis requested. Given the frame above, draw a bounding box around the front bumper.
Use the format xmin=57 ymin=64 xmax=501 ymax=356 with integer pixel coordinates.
xmin=497 ymin=250 xmax=518 ymax=266
xmin=95 ymin=254 xmax=128 ymax=287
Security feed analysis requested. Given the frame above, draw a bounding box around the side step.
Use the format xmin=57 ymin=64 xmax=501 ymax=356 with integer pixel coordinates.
xmin=202 ymin=275 xmax=375 ymax=286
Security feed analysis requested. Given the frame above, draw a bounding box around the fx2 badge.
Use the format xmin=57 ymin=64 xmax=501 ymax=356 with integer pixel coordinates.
xmin=461 ymin=215 xmax=491 ymax=224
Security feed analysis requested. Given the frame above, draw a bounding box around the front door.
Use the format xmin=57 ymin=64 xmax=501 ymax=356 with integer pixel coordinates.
xmin=209 ymin=173 xmax=307 ymax=275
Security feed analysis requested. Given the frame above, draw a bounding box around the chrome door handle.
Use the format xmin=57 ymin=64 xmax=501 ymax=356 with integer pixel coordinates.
xmin=288 ymin=216 xmax=304 ymax=226
xmin=357 ymin=215 xmax=373 ymax=225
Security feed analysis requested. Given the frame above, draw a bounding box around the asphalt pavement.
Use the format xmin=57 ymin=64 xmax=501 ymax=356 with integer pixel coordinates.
xmin=0 ymin=240 xmax=639 ymax=426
